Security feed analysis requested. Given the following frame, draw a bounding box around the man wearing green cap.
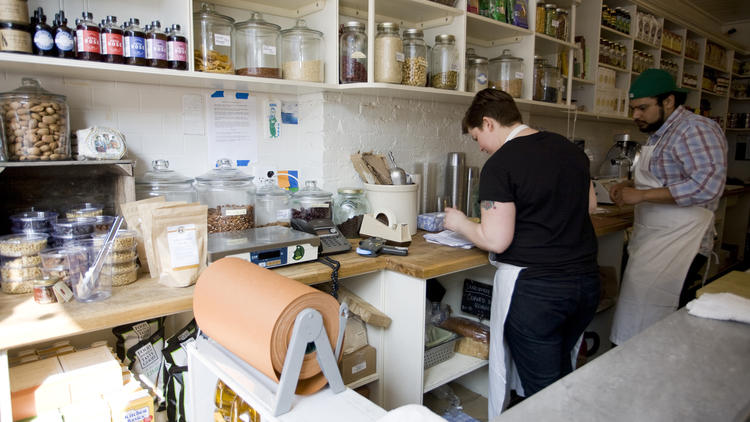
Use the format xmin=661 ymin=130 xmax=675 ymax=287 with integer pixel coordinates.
xmin=609 ymin=69 xmax=727 ymax=345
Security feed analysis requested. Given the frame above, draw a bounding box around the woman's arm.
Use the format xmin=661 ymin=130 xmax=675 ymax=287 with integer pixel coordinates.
xmin=444 ymin=200 xmax=515 ymax=254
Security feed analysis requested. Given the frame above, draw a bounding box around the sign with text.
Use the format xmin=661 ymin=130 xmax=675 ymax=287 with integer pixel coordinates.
xmin=461 ymin=278 xmax=493 ymax=320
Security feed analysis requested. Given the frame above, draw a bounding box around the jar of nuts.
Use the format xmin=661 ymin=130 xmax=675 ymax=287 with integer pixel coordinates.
xmin=196 ymin=159 xmax=256 ymax=234
xmin=0 ymin=78 xmax=70 ymax=161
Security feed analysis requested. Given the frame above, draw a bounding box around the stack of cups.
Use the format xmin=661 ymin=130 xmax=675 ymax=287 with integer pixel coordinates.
xmin=39 ymin=246 xmax=88 ymax=301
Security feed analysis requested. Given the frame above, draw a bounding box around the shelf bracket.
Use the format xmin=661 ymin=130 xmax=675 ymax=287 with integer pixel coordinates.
xmin=466 ymin=35 xmax=523 ymax=48
xmin=211 ymin=0 xmax=325 ymax=18
xmin=416 ymin=16 xmax=455 ymax=30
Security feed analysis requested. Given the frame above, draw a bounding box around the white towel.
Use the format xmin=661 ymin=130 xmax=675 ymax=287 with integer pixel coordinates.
xmin=423 ymin=230 xmax=474 ymax=249
xmin=376 ymin=404 xmax=445 ymax=422
xmin=686 ymin=293 xmax=750 ymax=324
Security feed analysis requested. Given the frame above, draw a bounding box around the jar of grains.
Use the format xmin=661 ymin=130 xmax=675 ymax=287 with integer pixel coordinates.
xmin=193 ymin=3 xmax=234 ymax=74
xmin=281 ymin=19 xmax=324 ymax=82
xmin=374 ymin=22 xmax=403 ymax=83
xmin=489 ymin=49 xmax=524 ymax=98
xmin=401 ymin=28 xmax=428 ymax=87
xmin=233 ymin=12 xmax=281 ymax=78
xmin=195 ymin=158 xmax=256 ymax=234
xmin=340 ymin=21 xmax=367 ymax=83
xmin=466 ymin=55 xmax=489 ymax=93
xmin=431 ymin=34 xmax=459 ymax=90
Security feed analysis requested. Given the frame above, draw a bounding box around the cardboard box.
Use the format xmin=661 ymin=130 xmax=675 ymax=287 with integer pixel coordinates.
xmin=339 ymin=345 xmax=376 ymax=385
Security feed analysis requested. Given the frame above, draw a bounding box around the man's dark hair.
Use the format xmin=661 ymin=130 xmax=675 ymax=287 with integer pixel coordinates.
xmin=656 ymin=91 xmax=687 ymax=108
xmin=462 ymin=88 xmax=523 ymax=134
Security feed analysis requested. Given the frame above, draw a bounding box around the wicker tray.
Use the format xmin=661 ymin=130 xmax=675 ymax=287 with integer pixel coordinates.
xmin=424 ymin=326 xmax=459 ymax=369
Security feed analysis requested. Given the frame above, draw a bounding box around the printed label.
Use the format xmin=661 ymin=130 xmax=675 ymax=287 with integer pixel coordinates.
xmin=0 ymin=3 xmax=28 ymax=23
xmin=55 ymin=31 xmax=74 ymax=51
xmin=223 ymin=208 xmax=247 ymax=216
xmin=146 ymin=38 xmax=167 ymax=60
xmin=351 ymin=51 xmax=366 ymax=59
xmin=214 ymin=33 xmax=230 ymax=47
xmin=167 ymin=40 xmax=187 ymax=61
xmin=395 ymin=52 xmax=405 ymax=62
xmin=124 ymin=36 xmax=146 ymax=58
xmin=351 ymin=361 xmax=367 ymax=374
xmin=477 ymin=72 xmax=488 ymax=85
xmin=515 ymin=72 xmax=524 ymax=79
xmin=33 ymin=30 xmax=54 ymax=51
xmin=76 ymin=29 xmax=100 ymax=53
xmin=132 ymin=321 xmax=151 ymax=340
xmin=135 ymin=343 xmax=159 ymax=369
xmin=52 ymin=281 xmax=74 ymax=302
xmin=551 ymin=20 xmax=559 ymax=28
xmin=101 ymin=33 xmax=123 ymax=55
xmin=167 ymin=224 xmax=199 ymax=270
xmin=123 ymin=406 xmax=151 ymax=422
xmin=262 ymin=44 xmax=277 ymax=55
xmin=179 ymin=337 xmax=196 ymax=351
xmin=0 ymin=29 xmax=31 ymax=52
xmin=276 ymin=209 xmax=292 ymax=220
xmin=177 ymin=329 xmax=192 ymax=342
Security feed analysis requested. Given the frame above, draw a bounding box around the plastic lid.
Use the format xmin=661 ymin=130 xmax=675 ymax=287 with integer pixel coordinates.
xmin=281 ymin=19 xmax=322 ymax=38
xmin=195 ymin=159 xmax=254 ymax=185
xmin=292 ymin=180 xmax=332 ymax=200
xmin=235 ymin=12 xmax=280 ymax=31
xmin=194 ymin=3 xmax=235 ymax=25
xmin=491 ymin=49 xmax=523 ymax=63
xmin=0 ymin=78 xmax=66 ymax=102
xmin=137 ymin=160 xmax=194 ymax=186
xmin=434 ymin=34 xmax=455 ymax=43
xmin=257 ymin=178 xmax=290 ymax=198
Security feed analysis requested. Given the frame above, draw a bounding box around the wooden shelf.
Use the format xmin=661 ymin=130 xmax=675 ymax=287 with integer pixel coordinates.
xmin=704 ymin=62 xmax=730 ymax=73
xmin=466 ymin=13 xmax=532 ymax=47
xmin=600 ymin=25 xmax=632 ymax=40
xmin=732 ymin=73 xmax=750 ymax=79
xmin=0 ymin=160 xmax=134 ymax=175
xmin=346 ymin=373 xmax=379 ymax=390
xmin=423 ymin=353 xmax=488 ymax=393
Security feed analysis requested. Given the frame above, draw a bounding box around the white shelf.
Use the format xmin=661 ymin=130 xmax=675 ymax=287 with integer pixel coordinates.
xmin=660 ymin=47 xmax=683 ymax=58
xmin=574 ymin=111 xmax=631 ymax=123
xmin=340 ymin=0 xmax=462 ymax=26
xmin=730 ymin=97 xmax=750 ymax=101
xmin=346 ymin=373 xmax=379 ymax=390
xmin=684 ymin=56 xmax=700 ymax=64
xmin=423 ymin=353 xmax=488 ymax=393
xmin=600 ymin=25 xmax=632 ymax=40
xmin=535 ymin=33 xmax=578 ymax=56
xmin=704 ymin=62 xmax=730 ymax=73
xmin=726 ymin=128 xmax=750 ymax=132
xmin=466 ymin=13 xmax=532 ymax=47
xmin=572 ymin=77 xmax=595 ymax=85
xmin=598 ymin=62 xmax=629 ymax=73
xmin=634 ymin=38 xmax=660 ymax=50
xmin=702 ymin=89 xmax=729 ymax=98
xmin=210 ymin=0 xmax=325 ymax=17
xmin=732 ymin=73 xmax=750 ymax=79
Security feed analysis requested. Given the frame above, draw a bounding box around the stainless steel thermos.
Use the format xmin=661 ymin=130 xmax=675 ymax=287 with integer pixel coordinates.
xmin=444 ymin=152 xmax=466 ymax=213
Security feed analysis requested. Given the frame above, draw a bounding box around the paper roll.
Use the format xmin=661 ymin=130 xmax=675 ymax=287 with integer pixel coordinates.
xmin=193 ymin=258 xmax=340 ymax=395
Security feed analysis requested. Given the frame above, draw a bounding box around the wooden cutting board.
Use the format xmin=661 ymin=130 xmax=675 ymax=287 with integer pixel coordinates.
xmin=697 ymin=271 xmax=750 ymax=300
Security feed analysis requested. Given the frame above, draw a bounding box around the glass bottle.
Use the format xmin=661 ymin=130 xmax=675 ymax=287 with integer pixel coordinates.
xmin=466 ymin=56 xmax=489 ymax=93
xmin=230 ymin=396 xmax=260 ymax=422
xmin=431 ymin=34 xmax=458 ymax=90
xmin=53 ymin=11 xmax=75 ymax=58
xmin=32 ymin=8 xmax=55 ymax=56
xmin=556 ymin=9 xmax=568 ymax=41
xmin=215 ymin=380 xmax=235 ymax=421
xmin=333 ymin=188 xmax=371 ymax=238
xmin=544 ymin=4 xmax=557 ymax=37
xmin=124 ymin=18 xmax=146 ymax=66
xmin=340 ymin=21 xmax=367 ymax=83
xmin=233 ymin=12 xmax=281 ymax=78
xmin=535 ymin=2 xmax=546 ymax=34
xmin=76 ymin=11 xmax=100 ymax=61
xmin=146 ymin=20 xmax=167 ymax=68
xmin=281 ymin=19 xmax=324 ymax=82
xmin=374 ymin=22 xmax=402 ymax=83
xmin=193 ymin=3 xmax=234 ymax=74
xmin=167 ymin=24 xmax=188 ymax=70
xmin=401 ymin=28 xmax=428 ymax=87
xmin=101 ymin=16 xmax=124 ymax=64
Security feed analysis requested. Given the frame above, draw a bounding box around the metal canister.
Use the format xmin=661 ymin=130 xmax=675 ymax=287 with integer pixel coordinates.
xmin=444 ymin=152 xmax=466 ymax=212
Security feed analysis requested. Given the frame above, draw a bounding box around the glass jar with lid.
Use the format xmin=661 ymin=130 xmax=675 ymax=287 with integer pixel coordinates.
xmin=544 ymin=4 xmax=558 ymax=37
xmin=431 ymin=34 xmax=458 ymax=90
xmin=489 ymin=49 xmax=524 ymax=98
xmin=195 ymin=158 xmax=256 ymax=234
xmin=401 ymin=28 xmax=428 ymax=87
xmin=135 ymin=159 xmax=197 ymax=203
xmin=340 ymin=21 xmax=367 ymax=83
xmin=374 ymin=22 xmax=403 ymax=83
xmin=255 ymin=178 xmax=291 ymax=227
xmin=556 ymin=9 xmax=568 ymax=41
xmin=290 ymin=180 xmax=333 ymax=222
xmin=333 ymin=188 xmax=371 ymax=238
xmin=193 ymin=3 xmax=234 ymax=74
xmin=234 ymin=12 xmax=281 ymax=78
xmin=533 ymin=57 xmax=562 ymax=103
xmin=0 ymin=78 xmax=70 ymax=161
xmin=281 ymin=19 xmax=324 ymax=82
xmin=465 ymin=56 xmax=489 ymax=93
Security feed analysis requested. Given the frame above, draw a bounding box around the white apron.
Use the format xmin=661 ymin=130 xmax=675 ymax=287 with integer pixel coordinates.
xmin=610 ymin=142 xmax=713 ymax=345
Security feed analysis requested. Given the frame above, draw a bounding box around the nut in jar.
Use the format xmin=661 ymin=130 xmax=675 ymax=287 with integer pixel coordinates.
xmin=0 ymin=78 xmax=70 ymax=161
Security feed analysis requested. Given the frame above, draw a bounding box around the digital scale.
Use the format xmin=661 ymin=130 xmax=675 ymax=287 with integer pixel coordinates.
xmin=208 ymin=225 xmax=321 ymax=268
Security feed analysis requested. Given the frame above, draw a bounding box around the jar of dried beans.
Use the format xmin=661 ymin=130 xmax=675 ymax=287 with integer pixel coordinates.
xmin=196 ymin=158 xmax=256 ymax=234
xmin=340 ymin=21 xmax=367 ymax=83
xmin=233 ymin=12 xmax=281 ymax=78
xmin=291 ymin=180 xmax=333 ymax=222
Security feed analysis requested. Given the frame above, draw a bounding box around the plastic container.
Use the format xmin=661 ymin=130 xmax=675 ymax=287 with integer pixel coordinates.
xmin=290 ymin=180 xmax=333 ymax=222
xmin=49 ymin=233 xmax=91 ymax=248
xmin=374 ymin=22 xmax=402 ymax=83
xmin=135 ymin=159 xmax=197 ymax=203
xmin=333 ymin=188 xmax=370 ymax=239
xmin=41 ymin=264 xmax=85 ymax=288
xmin=465 ymin=56 xmax=489 ymax=93
xmin=431 ymin=34 xmax=458 ymax=90
xmin=99 ymin=263 xmax=138 ymax=287
xmin=402 ymin=28 xmax=428 ymax=87
xmin=281 ymin=19 xmax=324 ymax=82
xmin=40 ymin=246 xmax=88 ymax=270
xmin=1 ymin=254 xmax=42 ymax=269
xmin=1 ymin=265 xmax=43 ymax=283
xmin=91 ymin=215 xmax=116 ymax=234
xmin=9 ymin=211 xmax=58 ymax=234
xmin=193 ymin=3 xmax=234 ymax=74
xmin=1 ymin=278 xmax=34 ymax=294
xmin=255 ymin=178 xmax=291 ymax=227
xmin=65 ymin=203 xmax=103 ymax=219
xmin=489 ymin=49 xmax=524 ymax=98
xmin=196 ymin=159 xmax=256 ymax=234
xmin=233 ymin=12 xmax=281 ymax=78
xmin=0 ymin=78 xmax=70 ymax=161
xmin=364 ymin=183 xmax=419 ymax=235
xmin=92 ymin=229 xmax=138 ymax=252
xmin=340 ymin=21 xmax=367 ymax=83
xmin=0 ymin=233 xmax=48 ymax=257
xmin=52 ymin=217 xmax=95 ymax=236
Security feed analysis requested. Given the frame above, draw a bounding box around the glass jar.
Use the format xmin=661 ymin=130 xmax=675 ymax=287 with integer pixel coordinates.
xmin=535 ymin=2 xmax=546 ymax=33
xmin=533 ymin=57 xmax=562 ymax=103
xmin=556 ymin=9 xmax=568 ymax=41
xmin=431 ymin=34 xmax=458 ymax=90
xmin=340 ymin=21 xmax=367 ymax=83
xmin=333 ymin=188 xmax=371 ymax=238
xmin=281 ymin=19 xmax=324 ymax=82
xmin=76 ymin=11 xmax=100 ymax=61
xmin=544 ymin=4 xmax=557 ymax=37
xmin=234 ymin=12 xmax=281 ymax=78
xmin=101 ymin=15 xmax=124 ymax=64
xmin=146 ymin=20 xmax=168 ymax=69
xmin=135 ymin=159 xmax=197 ymax=203
xmin=124 ymin=18 xmax=146 ymax=66
xmin=0 ymin=78 xmax=70 ymax=161
xmin=465 ymin=56 xmax=489 ymax=93
xmin=255 ymin=178 xmax=291 ymax=227
xmin=290 ymin=180 xmax=332 ymax=222
xmin=193 ymin=3 xmax=234 ymax=74
xmin=195 ymin=158 xmax=256 ymax=234
xmin=489 ymin=49 xmax=524 ymax=98
xmin=374 ymin=22 xmax=403 ymax=83
xmin=402 ymin=28 xmax=428 ymax=87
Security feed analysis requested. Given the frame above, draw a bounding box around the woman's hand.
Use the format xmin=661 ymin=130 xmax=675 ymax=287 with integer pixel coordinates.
xmin=444 ymin=207 xmax=466 ymax=232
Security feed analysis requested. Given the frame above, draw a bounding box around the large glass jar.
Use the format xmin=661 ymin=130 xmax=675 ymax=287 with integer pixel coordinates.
xmin=465 ymin=56 xmax=489 ymax=93
xmin=401 ymin=28 xmax=428 ymax=87
xmin=556 ymin=9 xmax=568 ymax=41
xmin=255 ymin=178 xmax=291 ymax=227
xmin=431 ymin=34 xmax=458 ymax=90
xmin=281 ymin=19 xmax=324 ymax=82
xmin=533 ymin=57 xmax=562 ymax=103
xmin=195 ymin=159 xmax=256 ymax=234
xmin=489 ymin=49 xmax=524 ymax=98
xmin=374 ymin=22 xmax=402 ymax=83
xmin=135 ymin=159 xmax=197 ymax=203
xmin=234 ymin=12 xmax=281 ymax=78
xmin=340 ymin=21 xmax=367 ymax=83
xmin=290 ymin=180 xmax=332 ymax=222
xmin=333 ymin=188 xmax=371 ymax=239
xmin=193 ymin=3 xmax=234 ymax=74
xmin=0 ymin=78 xmax=70 ymax=161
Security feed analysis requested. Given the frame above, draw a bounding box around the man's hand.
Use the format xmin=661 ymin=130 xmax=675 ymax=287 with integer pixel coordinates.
xmin=616 ymin=187 xmax=645 ymax=206
xmin=608 ymin=180 xmax=633 ymax=204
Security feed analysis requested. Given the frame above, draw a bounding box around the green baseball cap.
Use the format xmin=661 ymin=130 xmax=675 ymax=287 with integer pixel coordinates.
xmin=629 ymin=68 xmax=688 ymax=99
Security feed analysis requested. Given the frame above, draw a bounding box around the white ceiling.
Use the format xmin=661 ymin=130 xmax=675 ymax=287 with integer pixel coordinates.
xmin=684 ymin=0 xmax=749 ymax=24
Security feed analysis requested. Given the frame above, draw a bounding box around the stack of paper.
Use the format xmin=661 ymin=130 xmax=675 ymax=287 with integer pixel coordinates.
xmin=424 ymin=230 xmax=474 ymax=249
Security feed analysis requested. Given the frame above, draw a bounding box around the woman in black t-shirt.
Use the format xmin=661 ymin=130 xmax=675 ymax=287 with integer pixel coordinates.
xmin=445 ymin=89 xmax=599 ymax=417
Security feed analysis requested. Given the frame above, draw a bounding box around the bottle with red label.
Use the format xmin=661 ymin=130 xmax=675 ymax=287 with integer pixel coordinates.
xmin=146 ymin=20 xmax=167 ymax=68
xmin=167 ymin=24 xmax=188 ymax=70
xmin=101 ymin=16 xmax=124 ymax=64
xmin=76 ymin=11 xmax=101 ymax=61
xmin=124 ymin=18 xmax=146 ymax=66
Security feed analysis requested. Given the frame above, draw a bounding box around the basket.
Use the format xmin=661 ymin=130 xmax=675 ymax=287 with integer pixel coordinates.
xmin=424 ymin=334 xmax=459 ymax=369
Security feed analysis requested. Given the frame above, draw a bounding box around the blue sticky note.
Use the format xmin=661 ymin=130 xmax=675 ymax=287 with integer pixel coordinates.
xmin=236 ymin=160 xmax=250 ymax=167
xmin=236 ymin=92 xmax=249 ymax=99
xmin=211 ymin=91 xmax=224 ymax=98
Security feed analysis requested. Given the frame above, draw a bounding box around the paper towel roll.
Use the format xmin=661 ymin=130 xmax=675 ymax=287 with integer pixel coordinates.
xmin=193 ymin=258 xmax=340 ymax=395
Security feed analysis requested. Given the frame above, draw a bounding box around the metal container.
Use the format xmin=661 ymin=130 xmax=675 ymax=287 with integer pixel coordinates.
xmin=444 ymin=152 xmax=466 ymax=212
xmin=135 ymin=159 xmax=197 ymax=203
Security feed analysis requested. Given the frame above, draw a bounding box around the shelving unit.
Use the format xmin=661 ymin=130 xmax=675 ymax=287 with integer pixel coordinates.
xmin=423 ymin=354 xmax=488 ymax=394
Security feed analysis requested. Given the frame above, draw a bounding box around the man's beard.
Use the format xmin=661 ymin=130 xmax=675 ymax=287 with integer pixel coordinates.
xmin=634 ymin=107 xmax=664 ymax=133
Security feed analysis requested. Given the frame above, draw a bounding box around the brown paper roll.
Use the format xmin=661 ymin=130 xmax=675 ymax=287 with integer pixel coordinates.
xmin=193 ymin=258 xmax=340 ymax=395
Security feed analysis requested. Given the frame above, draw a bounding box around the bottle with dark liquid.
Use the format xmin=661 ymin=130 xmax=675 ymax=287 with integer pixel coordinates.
xmin=101 ymin=15 xmax=124 ymax=64
xmin=145 ymin=20 xmax=167 ymax=68
xmin=167 ymin=24 xmax=188 ymax=70
xmin=124 ymin=18 xmax=146 ymax=66
xmin=32 ymin=7 xmax=55 ymax=56
xmin=53 ymin=11 xmax=75 ymax=58
xmin=76 ymin=11 xmax=101 ymax=61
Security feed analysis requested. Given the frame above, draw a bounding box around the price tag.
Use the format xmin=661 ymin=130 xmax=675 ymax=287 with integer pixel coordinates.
xmin=52 ymin=281 xmax=74 ymax=303
xmin=214 ymin=33 xmax=231 ymax=47
xmin=262 ymin=45 xmax=277 ymax=55
xmin=167 ymin=224 xmax=199 ymax=270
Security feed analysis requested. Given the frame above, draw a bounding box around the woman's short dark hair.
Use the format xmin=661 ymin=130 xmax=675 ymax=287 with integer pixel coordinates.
xmin=461 ymin=88 xmax=523 ymax=134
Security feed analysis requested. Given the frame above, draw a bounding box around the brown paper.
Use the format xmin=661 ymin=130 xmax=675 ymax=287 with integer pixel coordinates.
xmin=120 ymin=197 xmax=165 ymax=275
xmin=193 ymin=258 xmax=340 ymax=395
xmin=151 ymin=204 xmax=208 ymax=287
xmin=139 ymin=201 xmax=187 ymax=278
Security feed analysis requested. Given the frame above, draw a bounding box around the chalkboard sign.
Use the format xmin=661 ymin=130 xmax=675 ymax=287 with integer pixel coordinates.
xmin=461 ymin=278 xmax=493 ymax=320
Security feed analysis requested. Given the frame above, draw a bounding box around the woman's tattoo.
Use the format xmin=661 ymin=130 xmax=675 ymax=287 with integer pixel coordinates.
xmin=481 ymin=200 xmax=495 ymax=210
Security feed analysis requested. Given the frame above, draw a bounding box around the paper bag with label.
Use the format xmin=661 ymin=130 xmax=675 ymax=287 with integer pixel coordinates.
xmin=120 ymin=197 xmax=165 ymax=275
xmin=151 ymin=204 xmax=208 ymax=287
xmin=141 ymin=202 xmax=187 ymax=278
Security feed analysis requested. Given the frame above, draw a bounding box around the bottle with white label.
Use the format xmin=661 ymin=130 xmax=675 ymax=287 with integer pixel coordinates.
xmin=53 ymin=11 xmax=75 ymax=59
xmin=32 ymin=7 xmax=55 ymax=56
xmin=146 ymin=20 xmax=167 ymax=69
xmin=167 ymin=24 xmax=188 ymax=70
xmin=76 ymin=11 xmax=100 ymax=61
xmin=193 ymin=3 xmax=234 ymax=74
xmin=234 ymin=12 xmax=281 ymax=78
xmin=124 ymin=18 xmax=146 ymax=66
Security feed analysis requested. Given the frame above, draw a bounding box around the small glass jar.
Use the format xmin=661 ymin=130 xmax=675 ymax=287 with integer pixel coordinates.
xmin=193 ymin=3 xmax=234 ymax=74
xmin=544 ymin=4 xmax=557 ymax=37
xmin=340 ymin=21 xmax=367 ymax=83
xmin=401 ymin=28 xmax=428 ymax=87
xmin=374 ymin=22 xmax=403 ymax=83
xmin=135 ymin=159 xmax=197 ymax=203
xmin=33 ymin=278 xmax=57 ymax=304
xmin=333 ymin=188 xmax=370 ymax=239
xmin=290 ymin=180 xmax=333 ymax=222
xmin=431 ymin=34 xmax=458 ymax=90
xmin=234 ymin=12 xmax=281 ymax=78
xmin=489 ymin=49 xmax=524 ymax=98
xmin=281 ymin=19 xmax=324 ymax=82
xmin=465 ymin=56 xmax=489 ymax=93
xmin=255 ymin=178 xmax=291 ymax=227
xmin=556 ymin=9 xmax=568 ymax=41
xmin=195 ymin=159 xmax=256 ymax=234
